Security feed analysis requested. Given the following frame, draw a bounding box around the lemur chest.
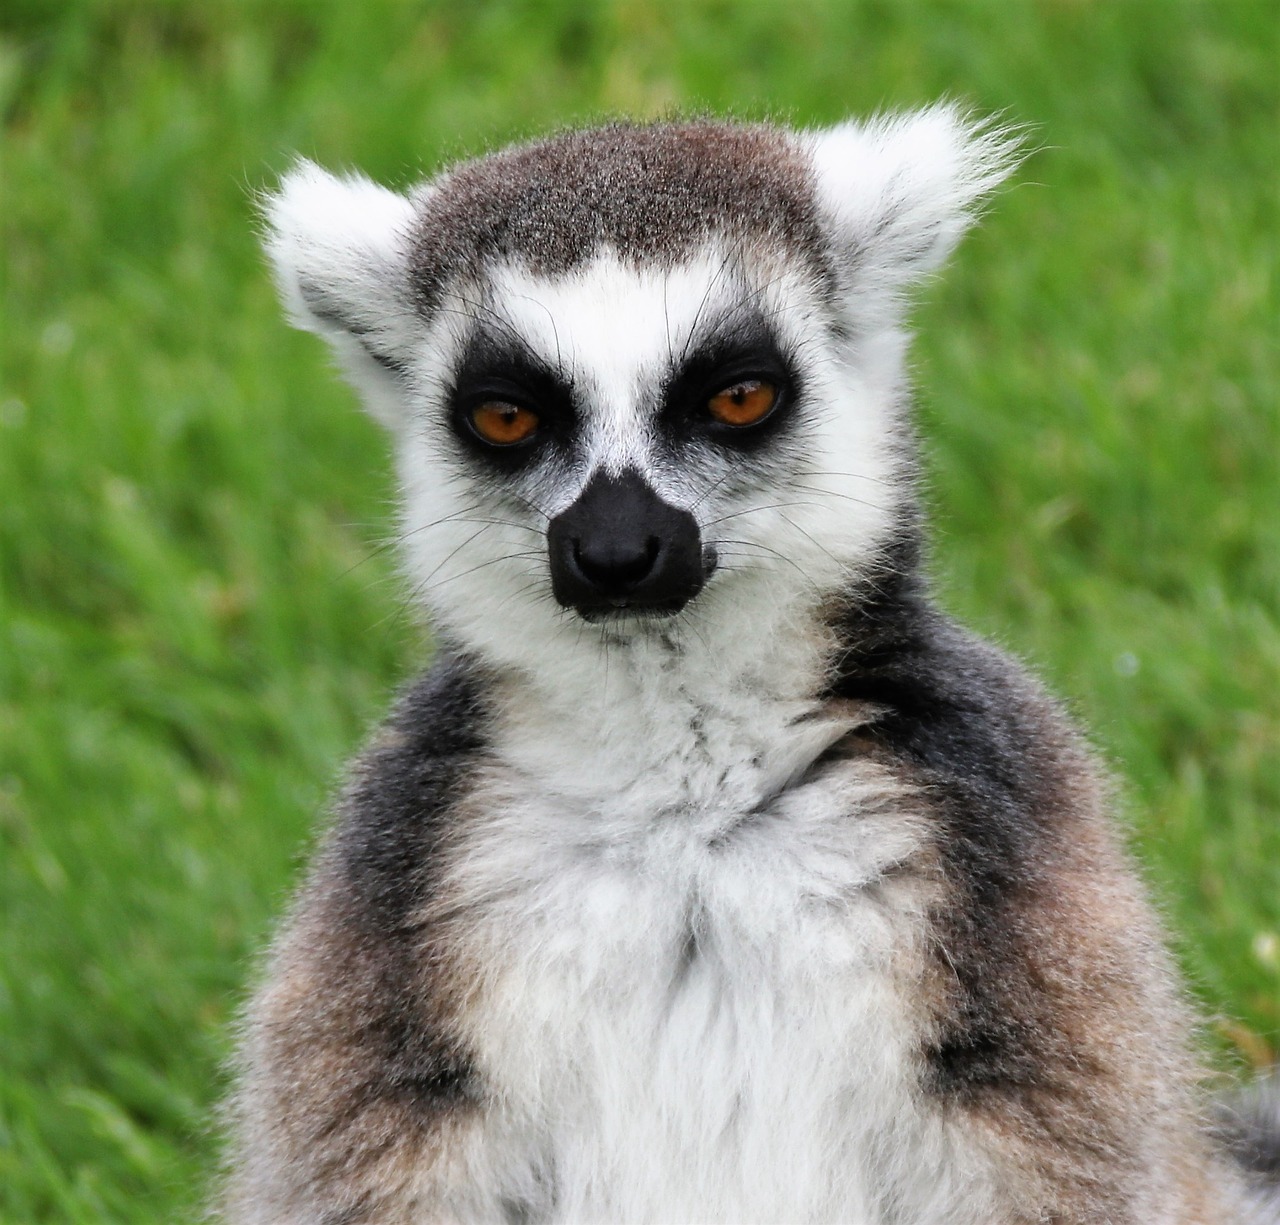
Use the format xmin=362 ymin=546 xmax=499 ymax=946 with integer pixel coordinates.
xmin=443 ymin=698 xmax=946 ymax=1221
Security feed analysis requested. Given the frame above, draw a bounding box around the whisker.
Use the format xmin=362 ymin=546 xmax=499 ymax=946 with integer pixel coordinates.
xmin=673 ymin=604 xmax=712 ymax=656
xmin=679 ymin=252 xmax=735 ymax=367
xmin=443 ymin=291 xmax=531 ymax=354
xmin=496 ymin=487 xmax=553 ymax=525
xmin=335 ymin=502 xmax=502 ymax=580
xmin=411 ymin=523 xmax=499 ymax=594
xmin=511 ymin=291 xmax=570 ymax=386
xmin=688 ymin=468 xmax=739 ymax=515
xmin=789 ymin=484 xmax=890 ymax=514
xmin=777 ymin=512 xmax=847 ymax=571
xmin=705 ymin=499 xmax=833 ymax=529
xmin=795 ymin=469 xmax=895 ymax=490
xmin=424 ymin=550 xmax=546 ymax=593
xmin=716 ymin=538 xmax=823 ymax=595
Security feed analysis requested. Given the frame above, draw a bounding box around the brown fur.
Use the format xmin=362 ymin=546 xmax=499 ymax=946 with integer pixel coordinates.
xmin=409 ymin=122 xmax=832 ymax=316
xmin=825 ymin=562 xmax=1255 ymax=1222
xmin=233 ymin=115 xmax=1272 ymax=1223
xmin=226 ymin=669 xmax=1256 ymax=1223
xmin=226 ymin=864 xmax=479 ymax=1224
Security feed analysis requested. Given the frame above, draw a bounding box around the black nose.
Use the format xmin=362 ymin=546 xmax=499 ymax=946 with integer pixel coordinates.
xmin=548 ymin=469 xmax=707 ymax=615
xmin=574 ymin=533 xmax=661 ymax=589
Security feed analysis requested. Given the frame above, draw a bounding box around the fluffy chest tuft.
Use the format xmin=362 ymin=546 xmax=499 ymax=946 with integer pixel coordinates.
xmin=429 ymin=666 xmax=976 ymax=1222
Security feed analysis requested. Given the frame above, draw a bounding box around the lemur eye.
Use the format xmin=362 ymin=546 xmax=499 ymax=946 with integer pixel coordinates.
xmin=707 ymin=379 xmax=779 ymax=428
xmin=469 ymin=401 xmax=540 ymax=446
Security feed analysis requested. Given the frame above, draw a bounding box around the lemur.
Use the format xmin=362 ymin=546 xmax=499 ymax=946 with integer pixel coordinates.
xmin=226 ymin=108 xmax=1279 ymax=1223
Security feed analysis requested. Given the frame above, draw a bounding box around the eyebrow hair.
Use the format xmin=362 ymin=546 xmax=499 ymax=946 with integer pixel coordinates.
xmin=672 ymin=301 xmax=790 ymax=379
xmin=452 ymin=314 xmax=571 ymax=389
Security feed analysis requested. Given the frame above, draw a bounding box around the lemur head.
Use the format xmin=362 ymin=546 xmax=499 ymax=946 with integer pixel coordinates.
xmin=264 ymin=108 xmax=1014 ymax=673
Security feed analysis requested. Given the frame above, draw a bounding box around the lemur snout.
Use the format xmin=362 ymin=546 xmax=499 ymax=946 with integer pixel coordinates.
xmin=548 ymin=469 xmax=706 ymax=615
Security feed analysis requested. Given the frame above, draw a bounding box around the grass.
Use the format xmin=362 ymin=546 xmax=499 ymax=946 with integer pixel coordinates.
xmin=1 ymin=1 xmax=1276 ymax=1220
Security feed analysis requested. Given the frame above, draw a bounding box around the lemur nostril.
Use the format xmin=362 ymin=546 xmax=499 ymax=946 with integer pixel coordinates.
xmin=574 ymin=536 xmax=660 ymax=588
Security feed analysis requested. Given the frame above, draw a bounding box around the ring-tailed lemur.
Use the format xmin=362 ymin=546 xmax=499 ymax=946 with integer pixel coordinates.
xmin=227 ymin=108 xmax=1279 ymax=1223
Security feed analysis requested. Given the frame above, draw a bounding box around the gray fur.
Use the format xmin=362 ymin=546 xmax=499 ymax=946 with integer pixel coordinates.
xmin=1216 ymin=1077 xmax=1280 ymax=1215
xmin=408 ymin=121 xmax=834 ymax=315
xmin=229 ymin=113 xmax=1279 ymax=1224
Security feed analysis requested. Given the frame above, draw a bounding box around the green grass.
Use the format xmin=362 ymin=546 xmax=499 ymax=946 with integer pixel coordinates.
xmin=1 ymin=1 xmax=1276 ymax=1219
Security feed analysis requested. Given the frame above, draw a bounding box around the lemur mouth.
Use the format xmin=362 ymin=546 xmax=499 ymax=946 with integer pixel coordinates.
xmin=547 ymin=471 xmax=716 ymax=621
xmin=576 ymin=599 xmax=690 ymax=623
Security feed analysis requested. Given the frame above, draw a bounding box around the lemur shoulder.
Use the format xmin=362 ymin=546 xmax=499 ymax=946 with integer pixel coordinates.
xmin=225 ymin=108 xmax=1280 ymax=1224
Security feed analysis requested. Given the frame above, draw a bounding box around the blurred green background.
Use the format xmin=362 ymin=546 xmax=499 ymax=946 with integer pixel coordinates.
xmin=1 ymin=1 xmax=1276 ymax=1219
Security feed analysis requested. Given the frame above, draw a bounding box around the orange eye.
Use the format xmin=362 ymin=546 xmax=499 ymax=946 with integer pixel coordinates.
xmin=469 ymin=401 xmax=540 ymax=446
xmin=707 ymin=379 xmax=779 ymax=428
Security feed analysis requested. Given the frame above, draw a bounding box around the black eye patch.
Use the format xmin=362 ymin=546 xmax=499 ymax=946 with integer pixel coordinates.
xmin=446 ymin=326 xmax=579 ymax=468
xmin=659 ymin=311 xmax=799 ymax=450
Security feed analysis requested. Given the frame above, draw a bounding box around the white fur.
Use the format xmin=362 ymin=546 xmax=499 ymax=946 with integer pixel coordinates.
xmin=262 ymin=160 xmax=423 ymax=428
xmin=382 ymin=605 xmax=1019 ymax=1224
xmin=805 ymin=104 xmax=1020 ymax=328
xmin=388 ymin=246 xmax=910 ymax=694
xmin=256 ymin=112 xmax=1028 ymax=1222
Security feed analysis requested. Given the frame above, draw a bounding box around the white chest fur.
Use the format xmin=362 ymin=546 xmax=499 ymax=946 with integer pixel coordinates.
xmin=430 ymin=642 xmax=997 ymax=1224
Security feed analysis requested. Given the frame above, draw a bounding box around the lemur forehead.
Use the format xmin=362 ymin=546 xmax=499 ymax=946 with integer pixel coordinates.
xmin=408 ymin=121 xmax=832 ymax=317
xmin=465 ymin=250 xmax=792 ymax=399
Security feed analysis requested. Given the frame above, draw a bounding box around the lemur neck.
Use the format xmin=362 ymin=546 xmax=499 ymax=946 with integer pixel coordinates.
xmin=479 ymin=590 xmax=853 ymax=820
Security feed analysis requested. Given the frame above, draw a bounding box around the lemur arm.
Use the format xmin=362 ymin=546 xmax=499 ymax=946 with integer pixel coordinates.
xmin=225 ymin=884 xmax=508 ymax=1225
xmin=225 ymin=660 xmax=516 ymax=1224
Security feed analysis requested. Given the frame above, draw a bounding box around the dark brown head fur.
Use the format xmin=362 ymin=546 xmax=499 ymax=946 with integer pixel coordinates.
xmin=409 ymin=121 xmax=831 ymax=314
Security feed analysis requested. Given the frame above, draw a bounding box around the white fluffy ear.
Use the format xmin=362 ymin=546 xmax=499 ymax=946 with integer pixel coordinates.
xmin=807 ymin=105 xmax=1020 ymax=316
xmin=261 ymin=160 xmax=422 ymax=428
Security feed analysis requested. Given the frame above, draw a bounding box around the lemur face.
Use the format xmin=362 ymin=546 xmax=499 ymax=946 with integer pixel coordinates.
xmin=263 ymin=111 xmax=1014 ymax=663
xmin=443 ymin=252 xmax=801 ymax=621
xmin=421 ymin=246 xmax=888 ymax=632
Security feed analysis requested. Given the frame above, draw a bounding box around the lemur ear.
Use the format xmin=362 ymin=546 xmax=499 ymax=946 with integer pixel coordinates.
xmin=261 ymin=160 xmax=422 ymax=428
xmin=807 ymin=105 xmax=1020 ymax=316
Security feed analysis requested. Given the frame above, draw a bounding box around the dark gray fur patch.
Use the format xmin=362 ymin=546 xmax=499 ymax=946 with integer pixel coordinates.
xmin=315 ymin=650 xmax=492 ymax=1112
xmin=1213 ymin=1077 xmax=1280 ymax=1187
xmin=336 ymin=649 xmax=489 ymax=934
xmin=297 ymin=276 xmax=408 ymax=374
xmin=408 ymin=121 xmax=831 ymax=315
xmin=825 ymin=531 xmax=1079 ymax=1098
